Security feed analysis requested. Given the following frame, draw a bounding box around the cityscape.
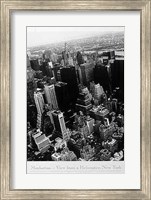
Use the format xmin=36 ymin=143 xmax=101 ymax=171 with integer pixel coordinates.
xmin=27 ymin=28 xmax=124 ymax=162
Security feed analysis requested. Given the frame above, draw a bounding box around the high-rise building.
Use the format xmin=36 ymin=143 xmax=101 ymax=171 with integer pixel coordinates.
xmin=94 ymin=83 xmax=104 ymax=100
xmin=79 ymin=62 xmax=94 ymax=87
xmin=94 ymin=63 xmax=111 ymax=93
xmin=34 ymin=91 xmax=45 ymax=129
xmin=76 ymin=51 xmax=84 ymax=66
xmin=55 ymin=82 xmax=69 ymax=111
xmin=90 ymin=81 xmax=95 ymax=97
xmin=52 ymin=64 xmax=61 ymax=81
xmin=27 ymin=80 xmax=36 ymax=104
xmin=68 ymin=53 xmax=74 ymax=66
xmin=60 ymin=67 xmax=79 ymax=103
xmin=76 ymin=87 xmax=92 ymax=114
xmin=32 ymin=131 xmax=51 ymax=153
xmin=51 ymin=53 xmax=58 ymax=63
xmin=27 ymin=104 xmax=37 ymax=128
xmin=110 ymin=57 xmax=124 ymax=100
xmin=34 ymin=91 xmax=45 ymax=115
xmin=40 ymin=61 xmax=53 ymax=78
xmin=86 ymin=116 xmax=95 ymax=134
xmin=27 ymin=55 xmax=35 ymax=98
xmin=44 ymin=84 xmax=58 ymax=110
xmin=41 ymin=110 xmax=54 ymax=137
xmin=30 ymin=59 xmax=40 ymax=71
xmin=52 ymin=111 xmax=67 ymax=135
xmin=47 ymin=110 xmax=55 ymax=127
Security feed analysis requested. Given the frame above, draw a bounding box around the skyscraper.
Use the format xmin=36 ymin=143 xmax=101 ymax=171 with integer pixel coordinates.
xmin=27 ymin=104 xmax=37 ymax=128
xmin=79 ymin=62 xmax=94 ymax=87
xmin=47 ymin=110 xmax=55 ymax=127
xmin=111 ymin=58 xmax=124 ymax=91
xmin=34 ymin=91 xmax=45 ymax=129
xmin=52 ymin=64 xmax=61 ymax=82
xmin=60 ymin=67 xmax=79 ymax=103
xmin=76 ymin=51 xmax=84 ymax=66
xmin=55 ymin=82 xmax=69 ymax=111
xmin=44 ymin=84 xmax=58 ymax=110
xmin=34 ymin=91 xmax=44 ymax=115
xmin=86 ymin=116 xmax=95 ymax=134
xmin=76 ymin=86 xmax=92 ymax=114
xmin=52 ymin=110 xmax=67 ymax=135
xmin=94 ymin=63 xmax=111 ymax=93
xmin=30 ymin=59 xmax=40 ymax=71
xmin=94 ymin=83 xmax=104 ymax=100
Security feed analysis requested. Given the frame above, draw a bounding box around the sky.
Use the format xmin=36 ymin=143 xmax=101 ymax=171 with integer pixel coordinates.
xmin=27 ymin=26 xmax=124 ymax=48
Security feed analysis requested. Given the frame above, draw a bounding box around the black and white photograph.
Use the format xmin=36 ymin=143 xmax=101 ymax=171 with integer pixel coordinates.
xmin=27 ymin=27 xmax=124 ymax=162
xmin=2 ymin=0 xmax=151 ymax=196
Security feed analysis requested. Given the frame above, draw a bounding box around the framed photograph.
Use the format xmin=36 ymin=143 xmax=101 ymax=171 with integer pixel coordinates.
xmin=0 ymin=0 xmax=150 ymax=199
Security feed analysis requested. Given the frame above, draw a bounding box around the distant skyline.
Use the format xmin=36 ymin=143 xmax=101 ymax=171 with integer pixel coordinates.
xmin=27 ymin=26 xmax=124 ymax=48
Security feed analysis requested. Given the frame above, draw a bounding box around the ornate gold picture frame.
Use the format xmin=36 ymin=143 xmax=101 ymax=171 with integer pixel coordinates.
xmin=0 ymin=0 xmax=150 ymax=199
